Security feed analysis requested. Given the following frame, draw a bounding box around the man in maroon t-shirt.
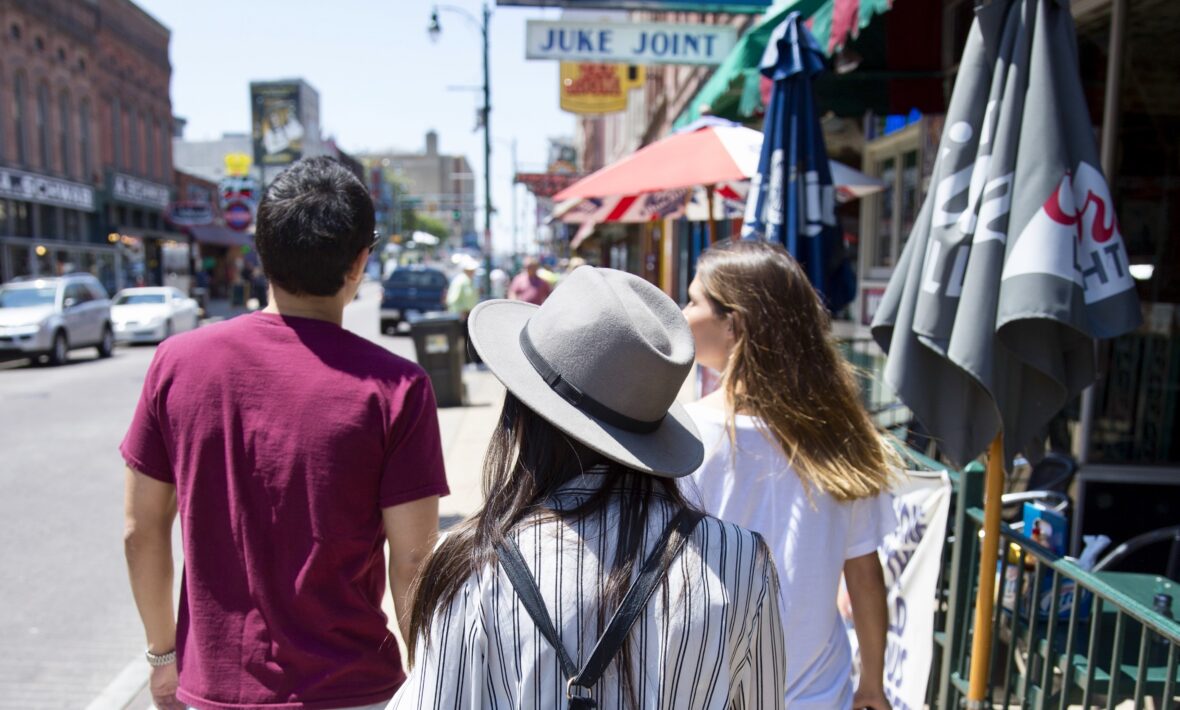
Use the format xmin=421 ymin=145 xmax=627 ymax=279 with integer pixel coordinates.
xmin=506 ymin=256 xmax=552 ymax=305
xmin=122 ymin=157 xmax=448 ymax=710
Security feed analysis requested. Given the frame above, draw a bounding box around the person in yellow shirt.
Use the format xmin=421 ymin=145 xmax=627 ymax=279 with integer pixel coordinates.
xmin=447 ymin=257 xmax=480 ymax=363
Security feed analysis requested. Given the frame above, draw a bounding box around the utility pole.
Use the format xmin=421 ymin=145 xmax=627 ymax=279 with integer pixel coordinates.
xmin=481 ymin=1 xmax=492 ymax=295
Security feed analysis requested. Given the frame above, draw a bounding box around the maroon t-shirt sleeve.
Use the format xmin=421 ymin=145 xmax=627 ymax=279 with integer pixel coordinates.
xmin=379 ymin=374 xmax=449 ymax=509
xmin=119 ymin=349 xmax=175 ymax=484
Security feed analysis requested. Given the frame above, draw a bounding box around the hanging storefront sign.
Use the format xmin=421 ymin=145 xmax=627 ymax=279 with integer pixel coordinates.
xmin=224 ymin=152 xmax=252 ymax=177
xmin=526 ymin=20 xmax=736 ymax=65
xmin=560 ymin=62 xmax=644 ymax=114
xmin=251 ymin=82 xmax=306 ymax=167
xmin=224 ymin=201 xmax=252 ymax=232
xmin=110 ymin=172 xmax=171 ymax=209
xmin=502 ymin=0 xmax=769 ymax=12
xmin=0 ymin=167 xmax=95 ymax=211
xmin=168 ymin=201 xmax=215 ymax=227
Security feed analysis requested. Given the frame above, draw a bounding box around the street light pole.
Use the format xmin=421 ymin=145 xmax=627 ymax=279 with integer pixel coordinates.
xmin=430 ymin=2 xmax=493 ymax=296
xmin=481 ymin=2 xmax=492 ymax=295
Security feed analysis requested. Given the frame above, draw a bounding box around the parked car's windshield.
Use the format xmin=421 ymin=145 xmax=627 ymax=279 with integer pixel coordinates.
xmin=0 ymin=287 xmax=56 ymax=308
xmin=115 ymin=293 xmax=166 ymax=305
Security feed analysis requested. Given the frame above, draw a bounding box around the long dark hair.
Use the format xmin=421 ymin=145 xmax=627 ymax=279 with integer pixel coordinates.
xmin=696 ymin=239 xmax=895 ymax=501
xmin=408 ymin=392 xmax=696 ymax=699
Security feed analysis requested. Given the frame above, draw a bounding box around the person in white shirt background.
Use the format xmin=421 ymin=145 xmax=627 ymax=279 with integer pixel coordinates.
xmin=681 ymin=239 xmax=897 ymax=710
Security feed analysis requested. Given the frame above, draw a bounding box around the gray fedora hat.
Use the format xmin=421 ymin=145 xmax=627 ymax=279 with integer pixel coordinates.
xmin=468 ymin=267 xmax=703 ymax=478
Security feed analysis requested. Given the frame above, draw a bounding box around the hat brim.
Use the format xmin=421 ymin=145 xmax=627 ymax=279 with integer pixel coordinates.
xmin=468 ymin=299 xmax=703 ymax=479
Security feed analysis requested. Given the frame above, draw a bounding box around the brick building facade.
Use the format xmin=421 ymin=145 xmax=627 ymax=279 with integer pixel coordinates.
xmin=0 ymin=0 xmax=175 ymax=292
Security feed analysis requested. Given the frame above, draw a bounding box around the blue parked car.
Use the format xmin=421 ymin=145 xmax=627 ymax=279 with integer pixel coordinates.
xmin=380 ymin=266 xmax=449 ymax=334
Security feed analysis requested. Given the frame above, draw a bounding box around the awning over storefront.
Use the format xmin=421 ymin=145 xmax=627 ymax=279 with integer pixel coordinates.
xmin=672 ymin=0 xmax=892 ymax=130
xmin=187 ymin=225 xmax=253 ymax=248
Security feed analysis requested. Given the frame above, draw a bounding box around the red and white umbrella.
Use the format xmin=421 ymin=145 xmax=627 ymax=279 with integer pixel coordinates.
xmin=553 ymin=126 xmax=763 ymax=201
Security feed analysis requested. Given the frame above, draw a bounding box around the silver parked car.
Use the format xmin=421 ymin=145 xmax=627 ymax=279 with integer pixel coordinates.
xmin=0 ymin=274 xmax=115 ymax=365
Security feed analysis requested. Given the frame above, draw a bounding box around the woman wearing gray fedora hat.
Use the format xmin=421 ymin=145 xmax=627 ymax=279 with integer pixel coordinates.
xmin=388 ymin=267 xmax=787 ymax=709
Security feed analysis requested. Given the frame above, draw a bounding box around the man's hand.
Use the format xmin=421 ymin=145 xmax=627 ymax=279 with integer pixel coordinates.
xmin=853 ymin=685 xmax=891 ymax=710
xmin=149 ymin=663 xmax=184 ymax=710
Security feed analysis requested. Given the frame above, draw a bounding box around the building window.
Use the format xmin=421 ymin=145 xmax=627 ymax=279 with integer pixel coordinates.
xmin=12 ymin=201 xmax=31 ymax=236
xmin=859 ymin=122 xmax=924 ymax=279
xmin=58 ymin=91 xmax=71 ymax=177
xmin=129 ymin=110 xmax=139 ymax=174
xmin=14 ymin=72 xmax=27 ymax=165
xmin=145 ymin=116 xmax=155 ymax=179
xmin=158 ymin=119 xmax=168 ymax=178
xmin=111 ymin=99 xmax=121 ymax=170
xmin=36 ymin=82 xmax=52 ymax=170
xmin=79 ymin=100 xmax=92 ymax=181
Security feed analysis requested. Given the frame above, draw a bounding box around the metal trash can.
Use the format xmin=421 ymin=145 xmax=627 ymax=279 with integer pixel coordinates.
xmin=409 ymin=312 xmax=465 ymax=407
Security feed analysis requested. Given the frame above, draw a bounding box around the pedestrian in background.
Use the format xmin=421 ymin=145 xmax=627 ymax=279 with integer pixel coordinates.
xmin=121 ymin=157 xmax=448 ymax=710
xmin=447 ymin=256 xmax=480 ymax=364
xmin=681 ymin=239 xmax=896 ymax=710
xmin=390 ymin=267 xmax=786 ymax=709
xmin=507 ymin=255 xmax=551 ymax=305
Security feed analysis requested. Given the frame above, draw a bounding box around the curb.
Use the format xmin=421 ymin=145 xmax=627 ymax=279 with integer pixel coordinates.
xmin=84 ymin=656 xmax=149 ymax=710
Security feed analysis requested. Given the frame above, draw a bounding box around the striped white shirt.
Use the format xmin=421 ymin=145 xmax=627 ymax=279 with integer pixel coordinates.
xmin=389 ymin=473 xmax=786 ymax=710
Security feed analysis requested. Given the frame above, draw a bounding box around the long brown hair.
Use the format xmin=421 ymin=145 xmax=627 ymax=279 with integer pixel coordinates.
xmin=407 ymin=392 xmax=695 ymax=700
xmin=695 ymin=239 xmax=894 ymax=501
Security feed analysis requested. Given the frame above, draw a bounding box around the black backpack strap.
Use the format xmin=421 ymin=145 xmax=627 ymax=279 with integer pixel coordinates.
xmin=571 ymin=508 xmax=704 ymax=690
xmin=495 ymin=537 xmax=581 ymax=682
xmin=496 ymin=508 xmax=705 ymax=709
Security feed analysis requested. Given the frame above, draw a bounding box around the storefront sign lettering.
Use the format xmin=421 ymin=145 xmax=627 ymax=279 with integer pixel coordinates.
xmin=111 ymin=173 xmax=171 ymax=209
xmin=526 ymin=21 xmax=736 ymax=66
xmin=0 ymin=167 xmax=95 ymax=211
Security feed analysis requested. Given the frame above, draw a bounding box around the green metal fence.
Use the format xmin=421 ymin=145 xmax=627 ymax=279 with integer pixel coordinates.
xmin=930 ymin=464 xmax=1180 ymax=709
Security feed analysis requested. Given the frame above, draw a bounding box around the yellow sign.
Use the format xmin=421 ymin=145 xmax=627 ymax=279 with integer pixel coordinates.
xmin=224 ymin=153 xmax=252 ymax=177
xmin=559 ymin=63 xmax=645 ymax=115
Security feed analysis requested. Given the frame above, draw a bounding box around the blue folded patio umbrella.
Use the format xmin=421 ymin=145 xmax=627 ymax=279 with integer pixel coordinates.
xmin=742 ymin=12 xmax=855 ymax=312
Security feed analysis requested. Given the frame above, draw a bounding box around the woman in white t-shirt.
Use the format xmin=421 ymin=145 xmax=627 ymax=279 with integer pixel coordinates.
xmin=681 ymin=239 xmax=897 ymax=710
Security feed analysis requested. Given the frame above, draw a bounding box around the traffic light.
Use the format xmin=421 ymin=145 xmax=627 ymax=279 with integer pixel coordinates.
xmin=452 ymin=209 xmax=462 ymax=222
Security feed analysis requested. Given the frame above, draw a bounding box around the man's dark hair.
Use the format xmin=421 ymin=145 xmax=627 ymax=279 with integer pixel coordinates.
xmin=254 ymin=156 xmax=375 ymax=296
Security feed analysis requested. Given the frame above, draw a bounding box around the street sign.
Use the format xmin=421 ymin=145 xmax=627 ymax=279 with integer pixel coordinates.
xmin=526 ymin=20 xmax=737 ymax=65
xmin=502 ymin=0 xmax=770 ymax=11
xmin=225 ymin=201 xmax=252 ymax=232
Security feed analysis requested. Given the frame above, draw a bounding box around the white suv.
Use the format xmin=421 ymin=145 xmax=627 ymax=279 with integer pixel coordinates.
xmin=0 ymin=274 xmax=115 ymax=365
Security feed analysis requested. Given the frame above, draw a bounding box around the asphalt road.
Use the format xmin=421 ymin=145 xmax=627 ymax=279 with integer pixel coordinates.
xmin=0 ymin=282 xmax=415 ymax=709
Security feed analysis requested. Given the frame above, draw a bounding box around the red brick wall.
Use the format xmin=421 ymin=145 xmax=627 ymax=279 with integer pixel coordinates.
xmin=0 ymin=0 xmax=171 ymax=188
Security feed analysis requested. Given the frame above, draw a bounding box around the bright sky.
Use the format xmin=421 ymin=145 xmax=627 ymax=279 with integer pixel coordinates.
xmin=136 ymin=0 xmax=574 ymax=253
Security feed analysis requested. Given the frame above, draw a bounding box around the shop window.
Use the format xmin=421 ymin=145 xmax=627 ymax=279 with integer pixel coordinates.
xmin=5 ymin=243 xmax=32 ymax=281
xmin=63 ymin=209 xmax=80 ymax=241
xmin=58 ymin=90 xmax=71 ymax=177
xmin=37 ymin=204 xmax=58 ymax=238
xmin=79 ymin=100 xmax=92 ymax=181
xmin=36 ymin=82 xmax=50 ymax=170
xmin=859 ymin=122 xmax=924 ymax=280
xmin=12 ymin=201 xmax=31 ymax=236
xmin=13 ymin=72 xmax=27 ymax=166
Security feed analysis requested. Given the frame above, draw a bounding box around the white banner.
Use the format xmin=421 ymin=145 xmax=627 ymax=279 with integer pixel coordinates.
xmin=848 ymin=469 xmax=952 ymax=710
xmin=525 ymin=20 xmax=736 ymax=65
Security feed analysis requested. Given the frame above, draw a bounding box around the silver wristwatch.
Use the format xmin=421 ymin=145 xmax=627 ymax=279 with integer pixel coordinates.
xmin=145 ymin=649 xmax=176 ymax=667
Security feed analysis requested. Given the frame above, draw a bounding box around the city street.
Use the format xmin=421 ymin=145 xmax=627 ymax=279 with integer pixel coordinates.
xmin=0 ymin=282 xmax=500 ymax=709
